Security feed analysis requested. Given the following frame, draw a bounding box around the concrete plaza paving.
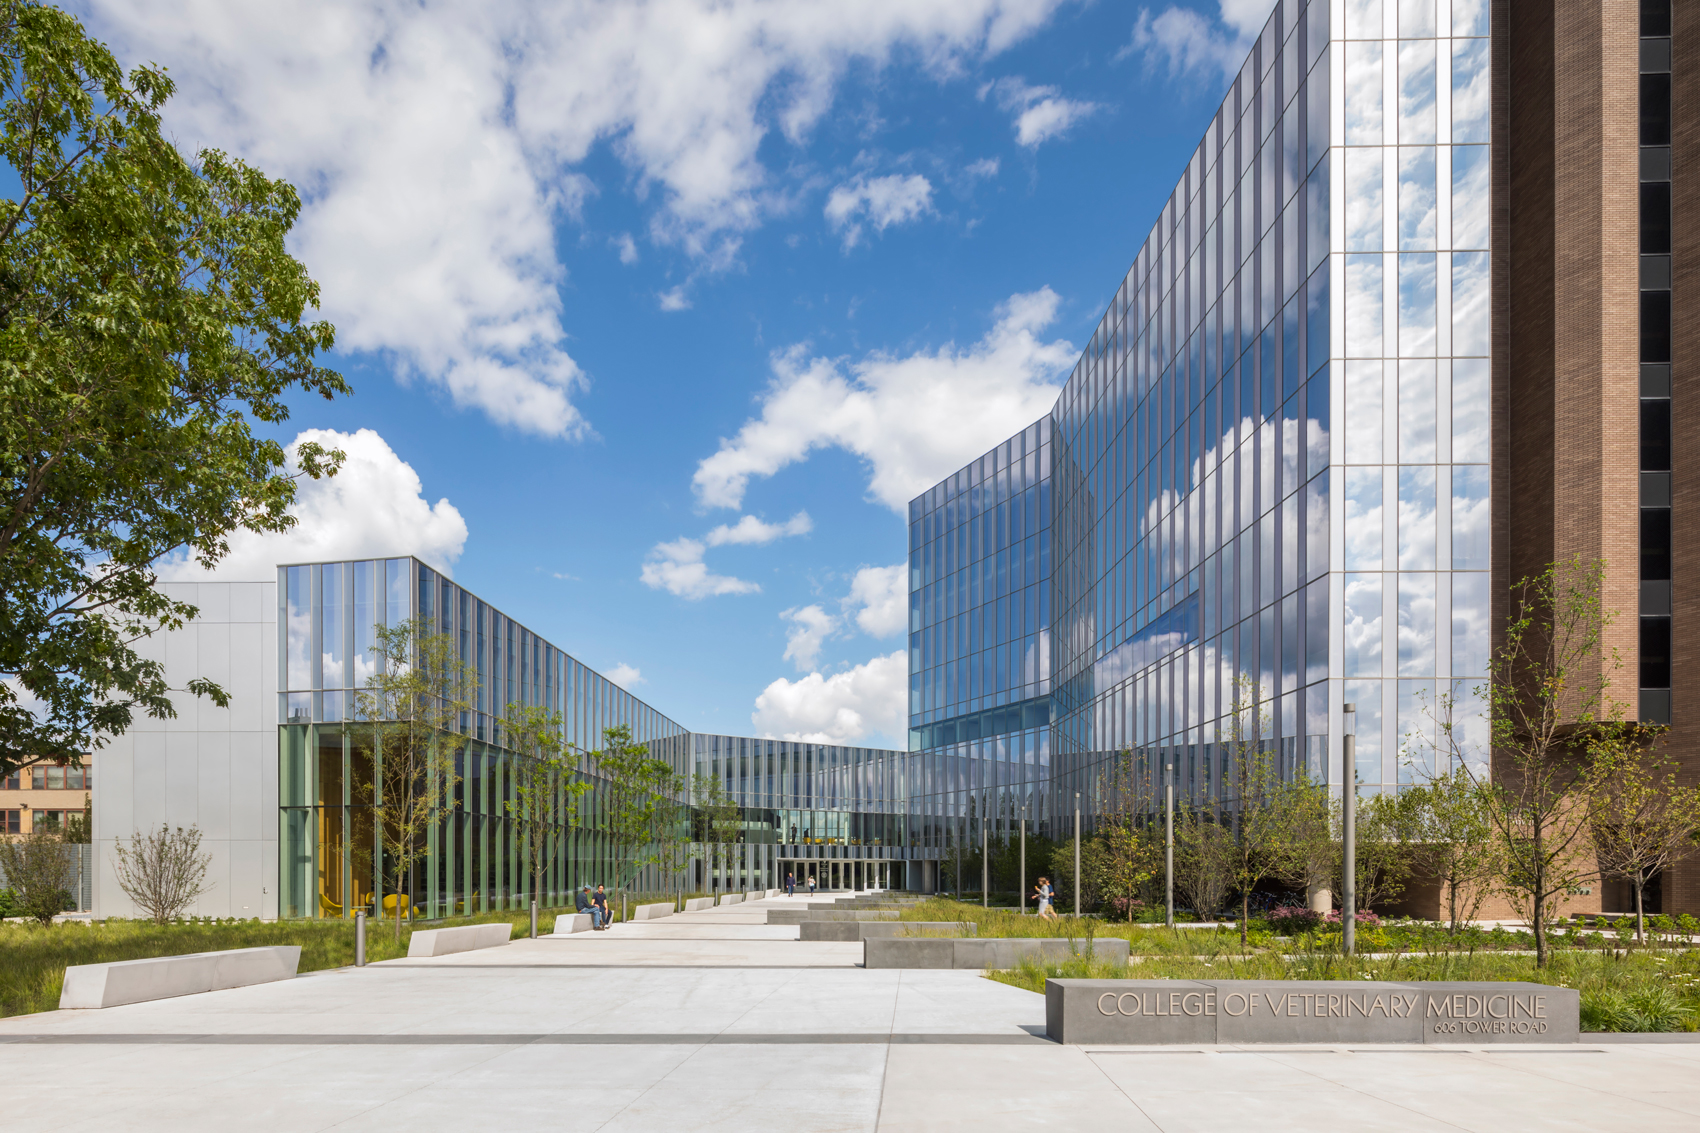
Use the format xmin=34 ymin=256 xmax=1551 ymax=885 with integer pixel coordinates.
xmin=2 ymin=892 xmax=1697 ymax=1131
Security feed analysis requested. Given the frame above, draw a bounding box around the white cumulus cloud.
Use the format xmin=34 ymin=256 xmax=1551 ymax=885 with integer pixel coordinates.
xmin=658 ymin=286 xmax=692 ymax=311
xmin=640 ymin=511 xmax=812 ymax=599
xmin=1118 ymin=0 xmax=1272 ymax=82
xmin=157 ymin=428 xmax=468 ymax=581
xmin=693 ymin=288 xmax=1074 ymax=513
xmin=84 ymin=1 xmax=1069 ymax=437
xmin=781 ymin=605 xmax=838 ymax=670
xmin=705 ymin=512 xmax=813 ymax=546
xmin=751 ymin=650 xmax=906 ymax=745
xmin=605 ymin=663 xmax=644 ymax=689
xmin=639 ymin=537 xmax=760 ymax=599
xmin=982 ymin=77 xmax=1101 ymax=148
xmin=844 ymin=564 xmax=909 ymax=637
xmin=824 ymin=173 xmax=934 ymax=248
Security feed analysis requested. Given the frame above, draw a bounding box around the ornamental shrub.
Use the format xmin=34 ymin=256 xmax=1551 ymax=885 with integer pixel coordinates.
xmin=1267 ymin=906 xmax=1322 ymax=934
xmin=1324 ymin=909 xmax=1382 ymax=929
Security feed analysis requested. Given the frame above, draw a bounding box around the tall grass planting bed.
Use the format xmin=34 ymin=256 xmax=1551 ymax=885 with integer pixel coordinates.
xmin=0 ymin=907 xmax=569 ymax=1019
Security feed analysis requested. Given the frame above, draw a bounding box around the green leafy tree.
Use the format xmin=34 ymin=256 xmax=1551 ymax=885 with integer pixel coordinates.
xmin=1222 ymin=676 xmax=1298 ymax=947
xmin=1588 ymin=737 xmax=1700 ymax=944
xmin=1477 ymin=558 xmax=1622 ymax=967
xmin=1096 ymin=752 xmax=1161 ymax=920
xmin=1342 ymin=791 xmax=1418 ymax=916
xmin=692 ymin=771 xmax=742 ymax=893
xmin=1048 ymin=836 xmax=1108 ymax=914
xmin=0 ymin=826 xmax=72 ymax=923
xmin=0 ymin=2 xmax=346 ymax=783
xmin=593 ymin=724 xmax=681 ymax=919
xmin=1399 ymin=765 xmax=1499 ymax=932
xmin=354 ymin=618 xmax=474 ymax=940
xmin=1284 ymin=777 xmax=1335 ymax=912
xmin=1171 ymin=805 xmax=1234 ymax=921
xmin=502 ymin=702 xmax=586 ymax=911
xmin=60 ymin=792 xmax=90 ymax=843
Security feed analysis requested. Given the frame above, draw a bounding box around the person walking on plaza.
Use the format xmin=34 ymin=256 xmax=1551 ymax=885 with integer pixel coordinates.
xmin=1036 ymin=877 xmax=1058 ymax=922
xmin=593 ymin=884 xmax=610 ymax=929
xmin=807 ymin=873 xmax=817 ymax=897
xmin=575 ymin=885 xmax=604 ymax=930
xmin=786 ymin=871 xmax=795 ymax=897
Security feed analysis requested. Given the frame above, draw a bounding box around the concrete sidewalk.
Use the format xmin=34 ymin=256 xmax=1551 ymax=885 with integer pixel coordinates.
xmin=2 ymin=889 xmax=1695 ymax=1131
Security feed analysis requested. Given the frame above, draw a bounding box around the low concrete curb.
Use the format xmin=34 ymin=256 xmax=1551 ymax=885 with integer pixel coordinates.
xmin=408 ymin=923 xmax=513 ymax=957
xmin=743 ymin=890 xmax=765 ymax=903
xmin=719 ymin=893 xmax=744 ymax=906
xmin=766 ymin=909 xmax=899 ymax=924
xmin=683 ymin=897 xmax=716 ymax=912
xmin=863 ymin=937 xmax=1131 ymax=970
xmin=553 ymin=913 xmax=593 ymax=934
xmin=60 ymin=946 xmax=301 ymax=1009
xmin=798 ymin=920 xmax=978 ymax=942
xmin=633 ymin=902 xmax=674 ymax=921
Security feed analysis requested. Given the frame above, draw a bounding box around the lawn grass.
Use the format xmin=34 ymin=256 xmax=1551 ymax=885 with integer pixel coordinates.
xmin=0 ymin=904 xmax=577 ymax=1019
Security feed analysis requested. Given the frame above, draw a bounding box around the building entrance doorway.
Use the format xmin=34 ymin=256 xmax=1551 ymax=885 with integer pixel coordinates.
xmin=779 ymin=859 xmax=901 ymax=893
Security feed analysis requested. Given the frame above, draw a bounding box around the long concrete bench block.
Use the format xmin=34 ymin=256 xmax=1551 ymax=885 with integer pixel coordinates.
xmin=744 ymin=891 xmax=765 ymax=903
xmin=408 ymin=922 xmax=513 ymax=958
xmin=863 ymin=936 xmax=1131 ymax=970
xmin=633 ymin=902 xmax=673 ymax=921
xmin=60 ymin=946 xmax=301 ymax=1009
xmin=553 ymin=913 xmax=593 ymax=934
xmin=1044 ymin=980 xmax=1581 ymax=1045
xmin=798 ymin=920 xmax=979 ymax=942
xmin=718 ymin=893 xmax=743 ymax=905
xmin=683 ymin=897 xmax=716 ymax=912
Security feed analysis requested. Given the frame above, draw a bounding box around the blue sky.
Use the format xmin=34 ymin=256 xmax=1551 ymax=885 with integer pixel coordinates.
xmin=82 ymin=0 xmax=1271 ymax=748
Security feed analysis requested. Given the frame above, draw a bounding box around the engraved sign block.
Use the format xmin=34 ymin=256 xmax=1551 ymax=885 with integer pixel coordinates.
xmin=1045 ymin=980 xmax=1580 ymax=1045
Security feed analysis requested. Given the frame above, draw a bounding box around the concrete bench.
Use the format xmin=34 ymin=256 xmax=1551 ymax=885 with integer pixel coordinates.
xmin=863 ymin=936 xmax=1131 ymax=970
xmin=553 ymin=913 xmax=593 ymax=934
xmin=683 ymin=897 xmax=715 ymax=911
xmin=744 ymin=890 xmax=765 ymax=903
xmin=718 ymin=893 xmax=743 ymax=905
xmin=60 ymin=946 xmax=301 ymax=1009
xmin=407 ymin=922 xmax=513 ymax=958
xmin=766 ymin=909 xmax=899 ymax=924
xmin=633 ymin=902 xmax=673 ymax=921
xmin=798 ymin=920 xmax=978 ymax=942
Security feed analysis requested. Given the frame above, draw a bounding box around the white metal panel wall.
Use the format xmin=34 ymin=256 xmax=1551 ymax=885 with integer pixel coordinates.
xmin=92 ymin=581 xmax=278 ymax=919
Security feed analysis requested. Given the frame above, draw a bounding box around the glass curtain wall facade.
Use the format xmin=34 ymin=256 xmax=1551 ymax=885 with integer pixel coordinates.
xmin=277 ymin=557 xmax=689 ymax=919
xmin=905 ymin=421 xmax=1055 ymax=867
xmin=909 ymin=0 xmax=1493 ymax=840
xmin=689 ymin=733 xmax=915 ymax=891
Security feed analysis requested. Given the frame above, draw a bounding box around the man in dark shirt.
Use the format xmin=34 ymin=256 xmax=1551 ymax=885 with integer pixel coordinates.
xmin=575 ymin=885 xmax=602 ymax=930
xmin=592 ymin=885 xmax=610 ymax=930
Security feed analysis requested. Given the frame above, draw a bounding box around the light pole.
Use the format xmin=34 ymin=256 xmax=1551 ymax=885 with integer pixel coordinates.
xmin=1073 ymin=792 xmax=1081 ymax=917
xmin=1342 ymin=702 xmax=1357 ymax=957
xmin=1019 ymin=801 xmax=1027 ymax=915
xmin=981 ymin=815 xmax=988 ymax=908
xmin=1164 ymin=759 xmax=1174 ymax=928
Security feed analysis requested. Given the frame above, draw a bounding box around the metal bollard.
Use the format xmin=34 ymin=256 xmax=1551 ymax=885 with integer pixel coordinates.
xmin=530 ymin=900 xmax=538 ymax=940
xmin=355 ymin=910 xmax=367 ymax=967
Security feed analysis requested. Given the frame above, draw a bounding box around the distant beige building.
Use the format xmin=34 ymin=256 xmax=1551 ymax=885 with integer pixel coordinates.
xmin=0 ymin=756 xmax=91 ymax=836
